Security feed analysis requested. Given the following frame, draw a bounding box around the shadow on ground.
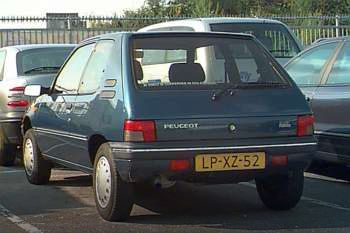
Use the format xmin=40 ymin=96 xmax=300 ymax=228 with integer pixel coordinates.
xmin=308 ymin=161 xmax=350 ymax=182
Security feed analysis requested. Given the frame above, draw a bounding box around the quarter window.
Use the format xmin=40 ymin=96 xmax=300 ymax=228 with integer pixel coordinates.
xmin=286 ymin=42 xmax=338 ymax=85
xmin=79 ymin=40 xmax=114 ymax=94
xmin=54 ymin=44 xmax=94 ymax=94
xmin=326 ymin=42 xmax=350 ymax=84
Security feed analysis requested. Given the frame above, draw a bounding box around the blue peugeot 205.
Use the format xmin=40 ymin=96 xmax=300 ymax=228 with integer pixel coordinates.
xmin=22 ymin=31 xmax=317 ymax=221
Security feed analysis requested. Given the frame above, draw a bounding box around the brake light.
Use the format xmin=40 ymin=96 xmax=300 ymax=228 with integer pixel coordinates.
xmin=297 ymin=115 xmax=315 ymax=136
xmin=124 ymin=120 xmax=156 ymax=142
xmin=7 ymin=100 xmax=29 ymax=108
xmin=9 ymin=86 xmax=25 ymax=92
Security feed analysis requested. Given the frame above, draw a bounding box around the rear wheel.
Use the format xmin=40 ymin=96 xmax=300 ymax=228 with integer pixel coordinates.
xmin=0 ymin=129 xmax=16 ymax=167
xmin=256 ymin=169 xmax=304 ymax=210
xmin=23 ymin=129 xmax=51 ymax=184
xmin=93 ymin=143 xmax=134 ymax=222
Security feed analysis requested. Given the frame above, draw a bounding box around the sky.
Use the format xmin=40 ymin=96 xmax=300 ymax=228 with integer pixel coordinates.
xmin=0 ymin=0 xmax=145 ymax=16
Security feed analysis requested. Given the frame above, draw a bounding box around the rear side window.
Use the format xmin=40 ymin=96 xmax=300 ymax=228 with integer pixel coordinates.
xmin=17 ymin=47 xmax=73 ymax=75
xmin=210 ymin=23 xmax=300 ymax=58
xmin=54 ymin=44 xmax=94 ymax=94
xmin=326 ymin=42 xmax=350 ymax=84
xmin=78 ymin=40 xmax=114 ymax=94
xmin=286 ymin=42 xmax=338 ymax=85
xmin=0 ymin=50 xmax=5 ymax=81
xmin=132 ymin=35 xmax=288 ymax=90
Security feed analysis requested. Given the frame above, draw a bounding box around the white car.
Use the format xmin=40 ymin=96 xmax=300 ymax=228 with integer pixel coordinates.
xmin=139 ymin=17 xmax=303 ymax=65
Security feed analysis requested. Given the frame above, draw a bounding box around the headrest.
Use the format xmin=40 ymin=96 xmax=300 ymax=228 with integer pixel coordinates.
xmin=133 ymin=60 xmax=143 ymax=81
xmin=169 ymin=63 xmax=205 ymax=83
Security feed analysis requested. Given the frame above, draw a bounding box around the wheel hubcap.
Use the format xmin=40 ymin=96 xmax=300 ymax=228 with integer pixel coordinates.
xmin=95 ymin=156 xmax=112 ymax=208
xmin=23 ymin=138 xmax=34 ymax=176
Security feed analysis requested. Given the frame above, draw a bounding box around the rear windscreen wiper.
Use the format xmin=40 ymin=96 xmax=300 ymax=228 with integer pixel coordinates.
xmin=24 ymin=66 xmax=61 ymax=74
xmin=211 ymin=84 xmax=240 ymax=101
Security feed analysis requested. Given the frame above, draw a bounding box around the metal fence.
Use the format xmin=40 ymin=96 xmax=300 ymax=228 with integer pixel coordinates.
xmin=1 ymin=15 xmax=350 ymax=47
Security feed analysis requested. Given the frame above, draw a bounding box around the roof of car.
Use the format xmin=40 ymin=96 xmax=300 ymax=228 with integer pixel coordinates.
xmin=194 ymin=17 xmax=284 ymax=24
xmin=2 ymin=44 xmax=76 ymax=51
xmin=312 ymin=36 xmax=350 ymax=45
xmin=138 ymin=17 xmax=285 ymax=31
xmin=81 ymin=31 xmax=255 ymax=44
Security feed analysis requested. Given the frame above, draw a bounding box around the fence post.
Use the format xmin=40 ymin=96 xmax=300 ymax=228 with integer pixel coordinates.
xmin=336 ymin=15 xmax=340 ymax=37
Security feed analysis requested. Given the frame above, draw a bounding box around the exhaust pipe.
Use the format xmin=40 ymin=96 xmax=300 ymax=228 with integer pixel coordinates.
xmin=154 ymin=175 xmax=176 ymax=189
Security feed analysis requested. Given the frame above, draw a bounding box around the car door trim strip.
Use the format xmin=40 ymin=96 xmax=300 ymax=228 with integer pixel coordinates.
xmin=315 ymin=130 xmax=350 ymax=138
xmin=42 ymin=153 xmax=93 ymax=172
xmin=34 ymin=127 xmax=88 ymax=141
xmin=112 ymin=142 xmax=317 ymax=153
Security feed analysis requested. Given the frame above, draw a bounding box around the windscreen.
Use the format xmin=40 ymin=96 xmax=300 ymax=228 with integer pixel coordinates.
xmin=132 ymin=35 xmax=289 ymax=90
xmin=17 ymin=47 xmax=74 ymax=75
xmin=210 ymin=23 xmax=300 ymax=58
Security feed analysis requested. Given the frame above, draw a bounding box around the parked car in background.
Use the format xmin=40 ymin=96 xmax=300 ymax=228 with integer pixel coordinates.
xmin=0 ymin=44 xmax=75 ymax=166
xmin=285 ymin=37 xmax=350 ymax=165
xmin=22 ymin=32 xmax=316 ymax=221
xmin=138 ymin=17 xmax=303 ymax=65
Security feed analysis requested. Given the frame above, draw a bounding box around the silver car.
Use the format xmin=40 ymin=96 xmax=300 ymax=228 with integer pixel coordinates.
xmin=285 ymin=37 xmax=350 ymax=165
xmin=138 ymin=17 xmax=303 ymax=65
xmin=0 ymin=44 xmax=75 ymax=166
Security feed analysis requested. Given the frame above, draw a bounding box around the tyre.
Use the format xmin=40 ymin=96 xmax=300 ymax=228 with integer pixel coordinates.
xmin=0 ymin=129 xmax=16 ymax=166
xmin=93 ymin=143 xmax=134 ymax=222
xmin=23 ymin=129 xmax=51 ymax=185
xmin=256 ymin=169 xmax=304 ymax=210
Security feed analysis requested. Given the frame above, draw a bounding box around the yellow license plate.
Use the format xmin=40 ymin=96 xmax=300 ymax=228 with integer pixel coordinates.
xmin=195 ymin=152 xmax=266 ymax=172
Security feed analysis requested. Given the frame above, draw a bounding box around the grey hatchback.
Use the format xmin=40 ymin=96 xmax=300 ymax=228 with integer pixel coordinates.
xmin=285 ymin=37 xmax=350 ymax=165
xmin=22 ymin=32 xmax=316 ymax=221
xmin=0 ymin=44 xmax=75 ymax=166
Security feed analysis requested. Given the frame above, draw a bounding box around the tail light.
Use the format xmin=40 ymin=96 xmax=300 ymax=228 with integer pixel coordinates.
xmin=7 ymin=100 xmax=29 ymax=108
xmin=297 ymin=115 xmax=315 ymax=136
xmin=8 ymin=86 xmax=28 ymax=108
xmin=124 ymin=120 xmax=156 ymax=142
xmin=9 ymin=86 xmax=25 ymax=92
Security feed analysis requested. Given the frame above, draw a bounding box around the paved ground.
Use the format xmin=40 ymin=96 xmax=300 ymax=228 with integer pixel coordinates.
xmin=0 ymin=163 xmax=350 ymax=233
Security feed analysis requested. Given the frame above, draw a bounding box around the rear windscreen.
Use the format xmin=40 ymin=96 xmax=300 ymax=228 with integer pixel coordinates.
xmin=132 ymin=35 xmax=289 ymax=90
xmin=210 ymin=23 xmax=300 ymax=58
xmin=17 ymin=47 xmax=74 ymax=75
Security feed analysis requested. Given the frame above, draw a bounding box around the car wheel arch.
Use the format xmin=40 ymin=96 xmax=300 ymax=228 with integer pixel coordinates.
xmin=88 ymin=134 xmax=108 ymax=165
xmin=22 ymin=117 xmax=32 ymax=135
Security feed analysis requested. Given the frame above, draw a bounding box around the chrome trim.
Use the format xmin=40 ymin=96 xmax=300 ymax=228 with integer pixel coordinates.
xmin=34 ymin=127 xmax=88 ymax=141
xmin=42 ymin=153 xmax=93 ymax=172
xmin=112 ymin=142 xmax=317 ymax=153
xmin=0 ymin=119 xmax=22 ymax=123
xmin=314 ymin=130 xmax=350 ymax=138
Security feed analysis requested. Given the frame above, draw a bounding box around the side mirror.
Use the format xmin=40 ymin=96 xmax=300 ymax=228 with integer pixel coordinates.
xmin=24 ymin=85 xmax=42 ymax=97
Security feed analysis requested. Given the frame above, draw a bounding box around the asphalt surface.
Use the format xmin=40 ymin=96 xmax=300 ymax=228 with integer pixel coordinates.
xmin=0 ymin=163 xmax=350 ymax=233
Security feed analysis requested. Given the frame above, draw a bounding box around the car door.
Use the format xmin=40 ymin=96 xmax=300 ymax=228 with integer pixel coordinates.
xmin=35 ymin=43 xmax=95 ymax=163
xmin=285 ymin=41 xmax=340 ymax=102
xmin=68 ymin=40 xmax=115 ymax=168
xmin=311 ymin=41 xmax=350 ymax=161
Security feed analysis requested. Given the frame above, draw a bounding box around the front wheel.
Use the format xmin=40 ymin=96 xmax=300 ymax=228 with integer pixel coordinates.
xmin=256 ymin=169 xmax=304 ymax=210
xmin=93 ymin=143 xmax=134 ymax=222
xmin=23 ymin=129 xmax=52 ymax=185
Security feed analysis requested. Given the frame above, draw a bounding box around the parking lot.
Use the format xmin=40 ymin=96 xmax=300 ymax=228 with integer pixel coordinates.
xmin=0 ymin=164 xmax=349 ymax=233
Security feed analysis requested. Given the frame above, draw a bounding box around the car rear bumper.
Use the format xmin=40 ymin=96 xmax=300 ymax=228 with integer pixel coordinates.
xmin=109 ymin=137 xmax=317 ymax=183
